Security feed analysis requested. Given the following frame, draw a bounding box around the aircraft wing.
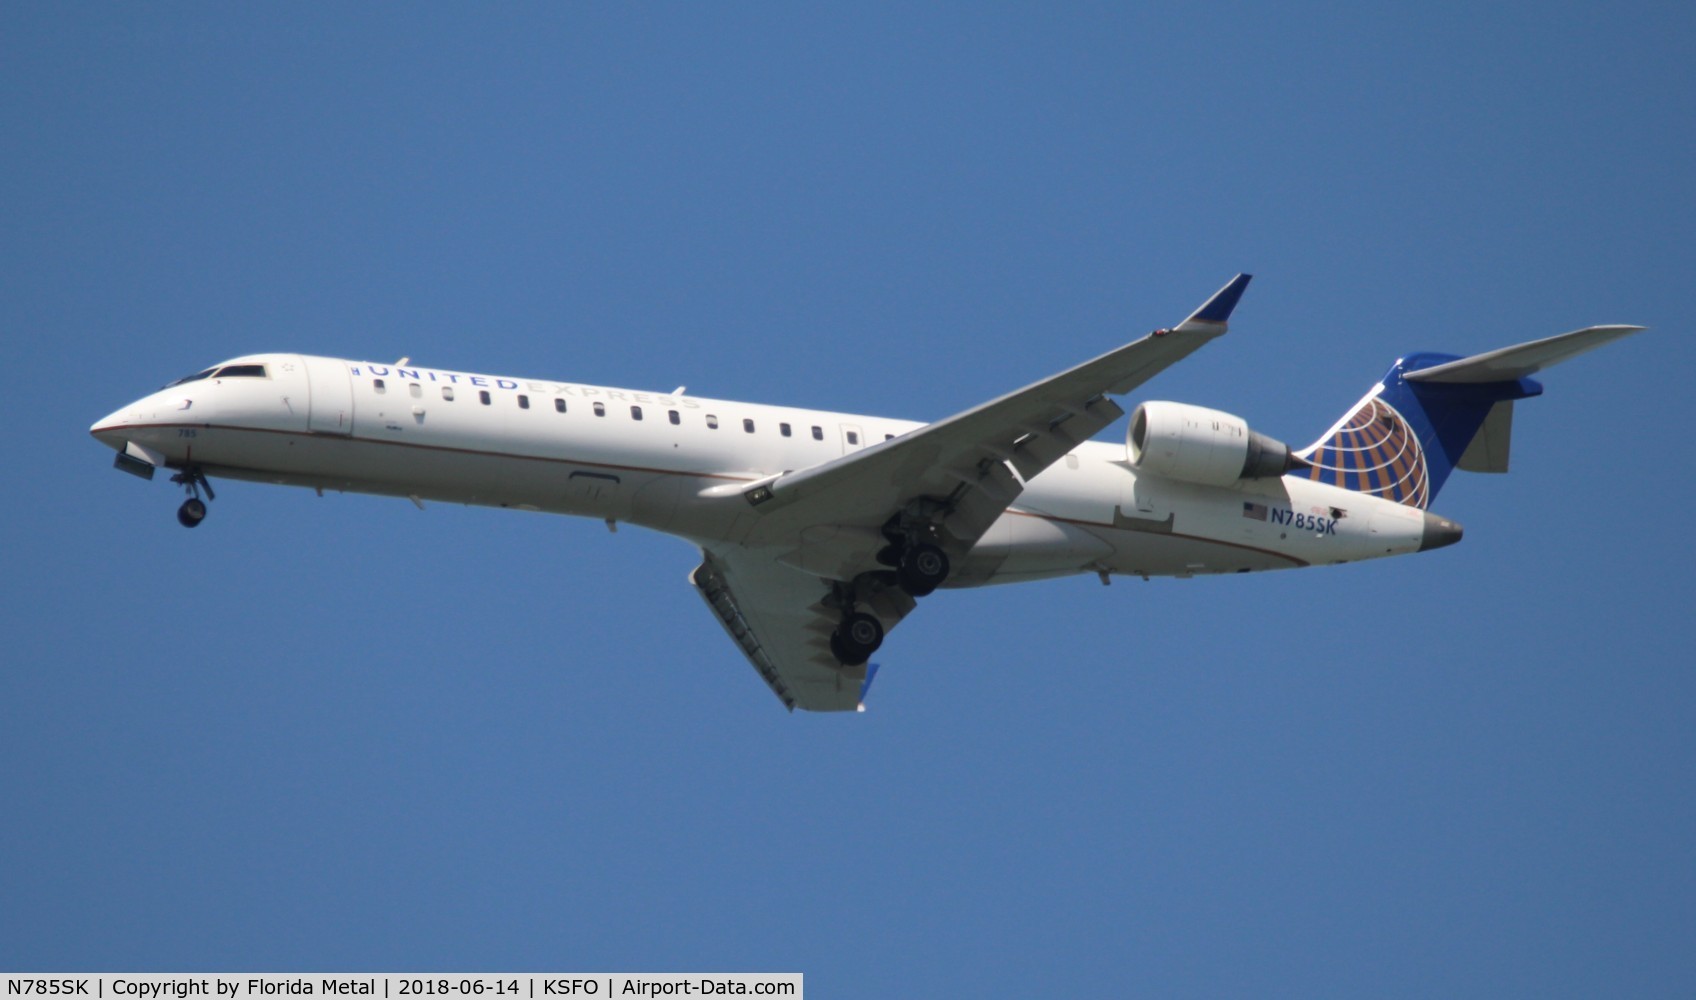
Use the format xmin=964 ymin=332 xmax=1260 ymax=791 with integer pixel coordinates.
xmin=738 ymin=275 xmax=1252 ymax=550
xmin=691 ymin=547 xmax=912 ymax=711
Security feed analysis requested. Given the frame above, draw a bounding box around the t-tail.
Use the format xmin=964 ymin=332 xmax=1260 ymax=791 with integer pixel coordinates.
xmin=1297 ymin=325 xmax=1644 ymax=510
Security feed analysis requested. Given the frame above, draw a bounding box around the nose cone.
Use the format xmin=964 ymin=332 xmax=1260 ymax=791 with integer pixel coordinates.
xmin=90 ymin=406 xmax=134 ymax=450
xmin=1419 ymin=512 xmax=1465 ymax=551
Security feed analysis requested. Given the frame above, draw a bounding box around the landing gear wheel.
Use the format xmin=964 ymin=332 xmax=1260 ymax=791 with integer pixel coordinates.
xmin=170 ymin=466 xmax=215 ymax=528
xmin=898 ymin=543 xmax=950 ymax=597
xmin=831 ymin=611 xmax=884 ymax=666
xmin=177 ymin=497 xmax=207 ymax=528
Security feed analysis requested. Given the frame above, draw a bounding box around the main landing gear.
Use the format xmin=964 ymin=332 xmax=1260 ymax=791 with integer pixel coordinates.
xmin=826 ymin=575 xmax=891 ymax=668
xmin=830 ymin=611 xmax=884 ymax=667
xmin=170 ymin=467 xmax=215 ymax=528
xmin=875 ymin=509 xmax=952 ymax=598
xmin=895 ymin=542 xmax=949 ymax=597
xmin=826 ymin=507 xmax=957 ymax=667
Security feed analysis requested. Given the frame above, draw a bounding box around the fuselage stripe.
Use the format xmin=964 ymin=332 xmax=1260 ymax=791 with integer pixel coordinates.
xmin=104 ymin=422 xmax=1313 ymax=570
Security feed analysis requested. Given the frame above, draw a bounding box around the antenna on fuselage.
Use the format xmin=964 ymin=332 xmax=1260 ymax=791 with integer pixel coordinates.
xmin=395 ymin=357 xmax=410 ymax=366
xmin=672 ymin=385 xmax=687 ymax=395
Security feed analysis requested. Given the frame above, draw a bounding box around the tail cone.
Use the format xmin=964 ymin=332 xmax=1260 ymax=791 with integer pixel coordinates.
xmin=1419 ymin=513 xmax=1464 ymax=551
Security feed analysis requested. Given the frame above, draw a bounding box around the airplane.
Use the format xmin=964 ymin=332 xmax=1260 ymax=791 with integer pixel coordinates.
xmin=89 ymin=276 xmax=1642 ymax=712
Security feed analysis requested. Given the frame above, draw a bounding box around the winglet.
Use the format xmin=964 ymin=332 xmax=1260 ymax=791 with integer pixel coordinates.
xmin=1180 ymin=273 xmax=1253 ymax=328
xmin=856 ymin=662 xmax=881 ymax=712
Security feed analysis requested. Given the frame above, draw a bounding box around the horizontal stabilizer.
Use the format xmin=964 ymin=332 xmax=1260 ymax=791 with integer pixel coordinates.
xmin=1405 ymin=325 xmax=1644 ymax=384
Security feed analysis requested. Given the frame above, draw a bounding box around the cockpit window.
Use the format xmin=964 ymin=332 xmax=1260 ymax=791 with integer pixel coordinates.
xmin=162 ymin=363 xmax=268 ymax=388
xmin=164 ymin=367 xmax=218 ymax=388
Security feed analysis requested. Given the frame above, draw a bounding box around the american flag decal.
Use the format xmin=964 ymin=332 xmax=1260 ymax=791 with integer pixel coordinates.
xmin=1242 ymin=501 xmax=1268 ymax=521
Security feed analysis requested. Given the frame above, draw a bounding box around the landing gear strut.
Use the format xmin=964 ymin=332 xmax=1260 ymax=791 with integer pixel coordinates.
xmin=171 ymin=467 xmax=215 ymax=528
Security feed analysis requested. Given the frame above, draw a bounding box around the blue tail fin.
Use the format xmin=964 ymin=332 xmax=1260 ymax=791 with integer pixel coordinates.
xmin=1296 ymin=325 xmax=1642 ymax=508
xmin=1296 ymin=354 xmax=1541 ymax=509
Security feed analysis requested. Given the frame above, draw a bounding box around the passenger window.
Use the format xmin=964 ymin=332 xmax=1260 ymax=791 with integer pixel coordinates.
xmin=706 ymin=415 xmax=719 ymax=429
xmin=780 ymin=423 xmax=792 ymax=437
xmin=554 ymin=398 xmax=566 ymax=413
xmin=373 ymin=379 xmax=386 ymax=393
xmin=409 ymin=383 xmax=421 ymax=398
xmin=668 ymin=410 xmax=680 ymax=425
xmin=593 ymin=402 xmax=606 ymax=417
xmin=811 ymin=426 xmax=823 ymax=441
xmin=518 ymin=395 xmax=530 ymax=409
xmin=631 ymin=405 xmax=643 ymax=420
xmin=743 ymin=418 xmax=755 ymax=433
xmin=442 ymin=387 xmax=455 ymax=401
xmin=479 ymin=390 xmax=491 ymax=405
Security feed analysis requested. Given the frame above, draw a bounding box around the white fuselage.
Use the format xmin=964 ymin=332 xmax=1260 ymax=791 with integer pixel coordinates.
xmin=90 ymin=354 xmax=1432 ymax=582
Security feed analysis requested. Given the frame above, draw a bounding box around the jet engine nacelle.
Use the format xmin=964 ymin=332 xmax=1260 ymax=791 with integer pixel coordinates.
xmin=1127 ymin=401 xmax=1300 ymax=486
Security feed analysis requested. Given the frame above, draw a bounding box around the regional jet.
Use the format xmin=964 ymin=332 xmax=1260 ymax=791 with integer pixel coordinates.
xmin=89 ymin=276 xmax=1642 ymax=710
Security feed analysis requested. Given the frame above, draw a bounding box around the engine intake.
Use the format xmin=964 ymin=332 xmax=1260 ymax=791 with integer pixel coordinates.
xmin=1127 ymin=401 xmax=1299 ymax=486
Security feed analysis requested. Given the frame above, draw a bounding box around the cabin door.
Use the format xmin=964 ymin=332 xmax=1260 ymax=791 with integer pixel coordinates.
xmin=303 ymin=356 xmax=354 ymax=435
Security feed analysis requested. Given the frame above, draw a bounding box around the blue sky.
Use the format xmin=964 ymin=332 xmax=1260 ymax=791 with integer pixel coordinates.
xmin=3 ymin=3 xmax=1693 ymax=995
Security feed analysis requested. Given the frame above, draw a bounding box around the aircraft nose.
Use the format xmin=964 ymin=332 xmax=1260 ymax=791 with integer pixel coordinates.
xmin=90 ymin=404 xmax=136 ymax=449
xmin=1418 ymin=512 xmax=1464 ymax=551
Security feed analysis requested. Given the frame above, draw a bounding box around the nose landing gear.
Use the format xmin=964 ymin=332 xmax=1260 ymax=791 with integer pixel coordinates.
xmin=177 ymin=497 xmax=207 ymax=528
xmin=170 ymin=467 xmax=215 ymax=528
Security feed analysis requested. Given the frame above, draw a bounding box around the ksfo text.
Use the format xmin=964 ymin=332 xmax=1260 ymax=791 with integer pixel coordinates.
xmin=544 ymin=983 xmax=787 ymax=996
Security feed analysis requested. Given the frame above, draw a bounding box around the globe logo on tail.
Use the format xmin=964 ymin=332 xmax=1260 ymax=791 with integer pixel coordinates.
xmin=1299 ymin=393 xmax=1430 ymax=509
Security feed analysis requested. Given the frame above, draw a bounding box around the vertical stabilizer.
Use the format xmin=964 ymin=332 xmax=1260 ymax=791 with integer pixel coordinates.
xmin=1297 ymin=355 xmax=1541 ymax=508
xmin=1296 ymin=324 xmax=1642 ymax=507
